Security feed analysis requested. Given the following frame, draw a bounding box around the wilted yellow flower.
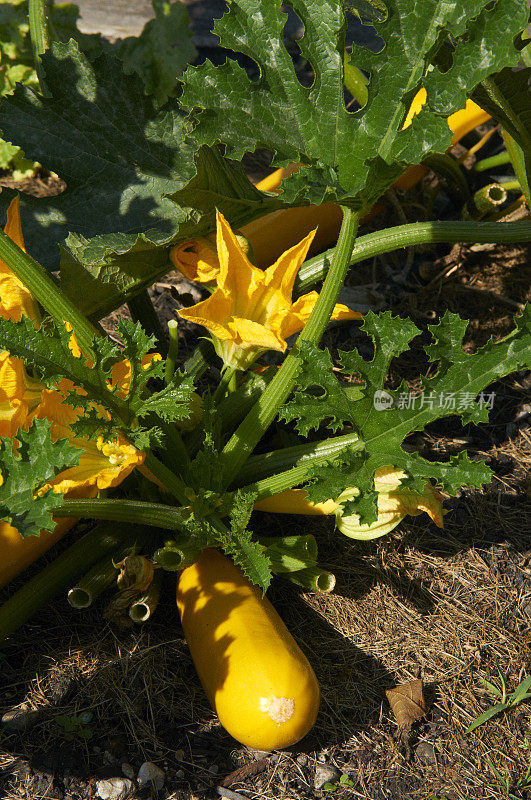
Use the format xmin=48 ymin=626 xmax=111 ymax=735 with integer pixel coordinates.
xmin=178 ymin=210 xmax=361 ymax=370
xmin=254 ymin=466 xmax=444 ymax=539
xmin=334 ymin=466 xmax=444 ymax=539
xmin=0 ymin=196 xmax=40 ymax=323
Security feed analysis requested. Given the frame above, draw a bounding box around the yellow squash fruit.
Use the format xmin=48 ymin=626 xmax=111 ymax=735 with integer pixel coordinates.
xmin=176 ymin=548 xmax=320 ymax=750
xmin=0 ymin=517 xmax=77 ymax=590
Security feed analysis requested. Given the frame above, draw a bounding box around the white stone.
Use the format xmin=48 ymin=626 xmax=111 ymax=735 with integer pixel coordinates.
xmin=137 ymin=761 xmax=165 ymax=791
xmin=314 ymin=764 xmax=341 ymax=790
xmin=96 ymin=777 xmax=134 ymax=800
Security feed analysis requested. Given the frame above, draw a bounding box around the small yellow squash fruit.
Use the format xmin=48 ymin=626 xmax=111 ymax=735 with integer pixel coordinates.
xmin=176 ymin=548 xmax=320 ymax=750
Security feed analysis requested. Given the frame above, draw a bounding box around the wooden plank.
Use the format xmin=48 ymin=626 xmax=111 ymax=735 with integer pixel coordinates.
xmin=75 ymin=0 xmax=157 ymax=39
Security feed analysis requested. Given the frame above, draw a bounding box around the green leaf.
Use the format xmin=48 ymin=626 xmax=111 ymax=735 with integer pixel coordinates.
xmin=136 ymin=371 xmax=196 ymax=424
xmin=0 ymin=39 xmax=196 ymax=270
xmin=281 ymin=308 xmax=531 ymax=522
xmin=424 ymin=1 xmax=529 ymax=115
xmin=0 ymin=316 xmax=181 ymax=438
xmin=0 ymin=419 xmax=80 ymax=537
xmin=472 ymin=67 xmax=531 ymax=156
xmin=169 ymin=145 xmax=283 ymax=235
xmin=219 ymin=490 xmax=272 ymax=592
xmin=466 ymin=702 xmax=508 ymax=732
xmin=181 ymin=0 xmax=528 ymax=208
xmin=110 ymin=0 xmax=196 ymax=108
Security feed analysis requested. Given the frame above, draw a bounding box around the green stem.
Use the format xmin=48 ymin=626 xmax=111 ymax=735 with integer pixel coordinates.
xmin=219 ymin=207 xmax=360 ymax=487
xmin=234 ymin=432 xmax=364 ymax=497
xmin=127 ymin=290 xmax=167 ymax=357
xmin=261 ymin=534 xmax=318 ymax=573
xmin=0 ymin=230 xmax=99 ymax=358
xmin=284 ymin=566 xmax=336 ymax=593
xmin=213 ymin=366 xmax=238 ymax=403
xmin=28 ymin=0 xmax=50 ymax=96
xmin=472 ymin=151 xmax=512 ymax=172
xmin=68 ymin=537 xmax=140 ymax=608
xmin=53 ymin=498 xmax=189 ymax=531
xmin=142 ymin=451 xmax=191 ymax=506
xmin=165 ymin=319 xmax=179 ymax=384
xmin=0 ymin=522 xmax=142 ymax=642
xmin=499 ymin=180 xmax=522 ymax=192
xmin=154 ymin=539 xmax=203 ymax=571
xmin=129 ymin=570 xmax=162 ymax=623
xmin=184 ymin=370 xmax=273 ymax=456
xmin=160 ymin=421 xmax=191 ymax=477
xmin=294 ymin=219 xmax=531 ymax=293
xmin=502 ymin=129 xmax=531 ymax=211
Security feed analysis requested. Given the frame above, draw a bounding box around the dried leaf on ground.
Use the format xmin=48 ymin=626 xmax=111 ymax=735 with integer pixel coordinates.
xmin=386 ymin=678 xmax=427 ymax=728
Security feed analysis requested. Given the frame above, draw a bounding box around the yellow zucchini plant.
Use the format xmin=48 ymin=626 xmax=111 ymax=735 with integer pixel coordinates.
xmin=0 ymin=0 xmax=530 ymax=750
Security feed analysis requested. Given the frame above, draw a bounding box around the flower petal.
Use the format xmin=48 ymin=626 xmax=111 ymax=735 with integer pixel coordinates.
xmin=170 ymin=237 xmax=220 ymax=283
xmin=0 ymin=197 xmax=40 ymax=322
xmin=40 ymin=434 xmax=144 ymax=497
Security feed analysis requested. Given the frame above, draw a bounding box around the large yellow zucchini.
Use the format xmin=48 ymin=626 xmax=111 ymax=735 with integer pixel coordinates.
xmin=176 ymin=548 xmax=320 ymax=750
xmin=0 ymin=517 xmax=77 ymax=590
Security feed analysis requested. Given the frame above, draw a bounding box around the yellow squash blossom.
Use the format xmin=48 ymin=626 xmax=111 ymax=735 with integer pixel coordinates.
xmin=0 ymin=196 xmax=146 ymax=587
xmin=171 ymin=237 xmax=220 ymax=283
xmin=0 ymin=196 xmax=40 ymax=323
xmin=177 ymin=210 xmax=361 ymax=370
xmin=254 ymin=466 xmax=444 ymax=539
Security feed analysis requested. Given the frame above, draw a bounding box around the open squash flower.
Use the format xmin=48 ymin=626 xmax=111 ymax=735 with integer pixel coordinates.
xmin=254 ymin=466 xmax=444 ymax=539
xmin=177 ymin=210 xmax=361 ymax=370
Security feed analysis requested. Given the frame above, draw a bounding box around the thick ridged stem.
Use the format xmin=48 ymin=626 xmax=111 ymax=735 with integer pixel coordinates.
xmin=129 ymin=570 xmax=162 ymax=623
xmin=143 ymin=451 xmax=191 ymax=506
xmin=28 ymin=0 xmax=50 ymax=95
xmin=53 ymin=498 xmax=189 ymax=531
xmin=219 ymin=208 xmax=360 ymax=487
xmin=232 ymin=431 xmax=363 ymax=488
xmin=0 ymin=523 xmax=141 ymax=642
xmin=294 ymin=219 xmax=531 ymax=292
xmin=0 ymin=230 xmax=99 ymax=357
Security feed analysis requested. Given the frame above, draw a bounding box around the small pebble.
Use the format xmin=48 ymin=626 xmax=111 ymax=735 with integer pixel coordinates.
xmin=416 ymin=741 xmax=437 ymax=765
xmin=296 ymin=754 xmax=308 ymax=766
xmin=175 ymin=749 xmax=185 ymax=762
xmin=137 ymin=761 xmax=165 ymax=791
xmin=208 ymin=764 xmax=219 ymax=775
xmin=314 ymin=764 xmax=340 ymax=790
xmin=121 ymin=763 xmax=135 ymax=780
xmin=96 ymin=777 xmax=134 ymax=800
xmin=175 ymin=769 xmax=185 ymax=778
